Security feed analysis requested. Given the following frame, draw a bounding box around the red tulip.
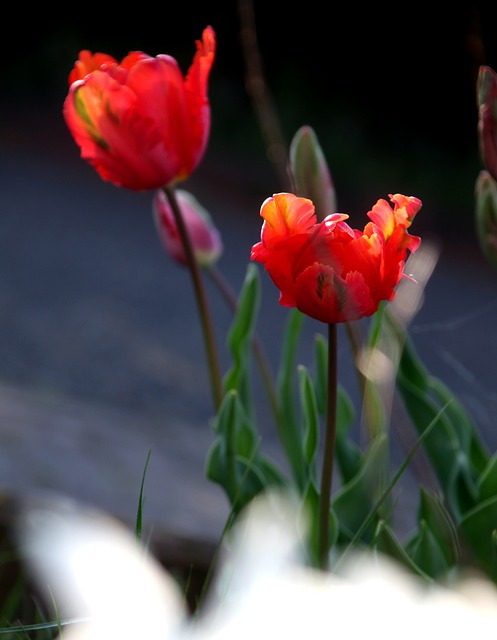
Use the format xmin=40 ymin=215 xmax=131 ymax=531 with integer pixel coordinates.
xmin=251 ymin=192 xmax=421 ymax=324
xmin=63 ymin=27 xmax=216 ymax=191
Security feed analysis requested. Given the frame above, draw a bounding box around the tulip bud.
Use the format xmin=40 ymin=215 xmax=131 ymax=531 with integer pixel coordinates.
xmin=475 ymin=170 xmax=497 ymax=269
xmin=477 ymin=65 xmax=497 ymax=181
xmin=153 ymin=189 xmax=223 ymax=267
xmin=289 ymin=125 xmax=337 ymax=220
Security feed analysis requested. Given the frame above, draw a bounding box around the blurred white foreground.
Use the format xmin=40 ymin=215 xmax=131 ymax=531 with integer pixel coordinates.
xmin=16 ymin=490 xmax=497 ymax=640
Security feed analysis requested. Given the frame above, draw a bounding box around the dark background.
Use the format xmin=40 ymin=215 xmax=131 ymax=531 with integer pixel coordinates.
xmin=2 ymin=2 xmax=497 ymax=239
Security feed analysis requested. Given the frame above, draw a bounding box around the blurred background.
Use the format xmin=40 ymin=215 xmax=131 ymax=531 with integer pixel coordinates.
xmin=1 ymin=1 xmax=497 ymax=541
xmin=2 ymin=1 xmax=494 ymax=228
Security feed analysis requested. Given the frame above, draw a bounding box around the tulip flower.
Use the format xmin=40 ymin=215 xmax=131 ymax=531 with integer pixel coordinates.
xmin=153 ymin=189 xmax=223 ymax=267
xmin=251 ymin=192 xmax=421 ymax=324
xmin=63 ymin=27 xmax=216 ymax=191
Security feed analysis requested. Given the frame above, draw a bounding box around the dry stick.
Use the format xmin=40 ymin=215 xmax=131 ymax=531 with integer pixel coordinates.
xmin=237 ymin=0 xmax=292 ymax=191
xmin=163 ymin=186 xmax=223 ymax=411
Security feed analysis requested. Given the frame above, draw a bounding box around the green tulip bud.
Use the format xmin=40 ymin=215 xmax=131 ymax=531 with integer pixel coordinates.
xmin=289 ymin=125 xmax=337 ymax=220
xmin=475 ymin=169 xmax=497 ymax=269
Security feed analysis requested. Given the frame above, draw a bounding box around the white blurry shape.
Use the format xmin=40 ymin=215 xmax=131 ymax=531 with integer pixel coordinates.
xmin=16 ymin=491 xmax=497 ymax=640
xmin=16 ymin=494 xmax=187 ymax=640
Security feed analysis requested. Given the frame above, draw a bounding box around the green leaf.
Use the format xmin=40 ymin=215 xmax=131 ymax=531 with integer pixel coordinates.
xmin=334 ymin=385 xmax=360 ymax=484
xmin=301 ymin=479 xmax=320 ymax=566
xmin=478 ymin=451 xmax=497 ymax=500
xmin=205 ymin=390 xmax=257 ymax=500
xmin=206 ymin=390 xmax=288 ymax=512
xmin=389 ymin=310 xmax=487 ymax=520
xmin=415 ymin=487 xmax=459 ymax=566
xmin=403 ymin=488 xmax=460 ymax=579
xmin=223 ymin=263 xmax=261 ymax=417
xmin=332 ymin=434 xmax=389 ymax=544
xmin=298 ymin=365 xmax=319 ymax=472
xmin=404 ymin=519 xmax=451 ymax=580
xmin=429 ymin=377 xmax=488 ymax=474
xmin=372 ymin=520 xmax=433 ymax=582
xmin=459 ymin=496 xmax=497 ymax=583
xmin=313 ymin=332 xmax=328 ymax=416
xmin=135 ymin=448 xmax=152 ymax=541
xmin=276 ymin=308 xmax=307 ymax=490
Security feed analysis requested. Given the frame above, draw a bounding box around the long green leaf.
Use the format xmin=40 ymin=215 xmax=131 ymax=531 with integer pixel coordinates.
xmin=223 ymin=263 xmax=261 ymax=419
xmin=298 ymin=365 xmax=319 ymax=472
xmin=459 ymin=495 xmax=497 ymax=583
xmin=276 ymin=308 xmax=307 ymax=490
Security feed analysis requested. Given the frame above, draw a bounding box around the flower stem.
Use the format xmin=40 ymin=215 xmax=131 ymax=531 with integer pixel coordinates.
xmin=206 ymin=264 xmax=279 ymax=423
xmin=163 ymin=186 xmax=223 ymax=411
xmin=318 ymin=322 xmax=338 ymax=570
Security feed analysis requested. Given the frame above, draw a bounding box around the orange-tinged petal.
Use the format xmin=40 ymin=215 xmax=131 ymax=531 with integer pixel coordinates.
xmin=368 ymin=193 xmax=421 ymax=236
xmin=259 ymin=193 xmax=316 ymax=247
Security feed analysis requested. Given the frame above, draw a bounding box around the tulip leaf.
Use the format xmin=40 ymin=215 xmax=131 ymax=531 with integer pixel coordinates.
xmin=428 ymin=376 xmax=488 ymax=474
xmin=391 ymin=315 xmax=482 ymax=516
xmin=223 ymin=264 xmax=261 ymax=419
xmin=415 ymin=487 xmax=459 ymax=567
xmin=205 ymin=389 xmax=259 ymax=508
xmin=372 ymin=520 xmax=433 ymax=582
xmin=478 ymin=451 xmax=497 ymax=501
xmin=332 ymin=434 xmax=389 ymax=544
xmin=334 ymin=388 xmax=360 ymax=484
xmin=404 ymin=519 xmax=451 ymax=580
xmin=313 ymin=332 xmax=327 ymax=416
xmin=206 ymin=389 xmax=287 ymax=512
xmin=301 ymin=478 xmax=320 ymax=566
xmin=404 ymin=487 xmax=460 ymax=579
xmin=458 ymin=496 xmax=497 ymax=583
xmin=276 ymin=308 xmax=307 ymax=490
xmin=298 ymin=365 xmax=319 ymax=473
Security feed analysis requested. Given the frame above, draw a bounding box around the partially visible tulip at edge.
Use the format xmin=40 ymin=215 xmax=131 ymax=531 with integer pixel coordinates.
xmin=475 ymin=169 xmax=497 ymax=270
xmin=250 ymin=192 xmax=421 ymax=324
xmin=153 ymin=189 xmax=223 ymax=267
xmin=63 ymin=27 xmax=216 ymax=191
xmin=477 ymin=65 xmax=497 ymax=182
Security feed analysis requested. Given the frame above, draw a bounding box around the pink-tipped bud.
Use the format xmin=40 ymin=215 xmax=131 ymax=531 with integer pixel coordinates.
xmin=153 ymin=189 xmax=223 ymax=267
xmin=475 ymin=170 xmax=497 ymax=269
xmin=477 ymin=65 xmax=497 ymax=181
xmin=289 ymin=125 xmax=337 ymax=220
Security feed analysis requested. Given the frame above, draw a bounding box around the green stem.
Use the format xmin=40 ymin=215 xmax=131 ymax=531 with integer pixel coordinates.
xmin=163 ymin=186 xmax=223 ymax=411
xmin=205 ymin=264 xmax=279 ymax=423
xmin=318 ymin=322 xmax=338 ymax=570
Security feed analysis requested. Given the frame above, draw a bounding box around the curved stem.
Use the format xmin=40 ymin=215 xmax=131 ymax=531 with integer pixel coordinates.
xmin=205 ymin=264 xmax=279 ymax=423
xmin=163 ymin=186 xmax=223 ymax=411
xmin=318 ymin=322 xmax=338 ymax=570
